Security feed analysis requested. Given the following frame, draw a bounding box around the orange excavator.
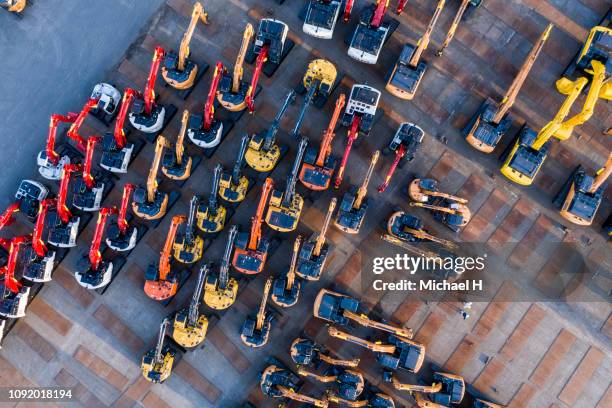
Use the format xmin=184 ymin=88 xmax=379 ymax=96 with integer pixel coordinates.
xmin=188 ymin=62 xmax=225 ymax=149
xmin=219 ymin=135 xmax=250 ymax=203
xmin=145 ymin=215 xmax=186 ymax=301
xmin=22 ymin=199 xmax=56 ymax=283
xmin=129 ymin=46 xmax=166 ymax=133
xmin=241 ymin=277 xmax=273 ymax=347
xmin=378 ymin=123 xmax=424 ymax=193
xmin=161 ymin=1 xmax=208 ymax=90
xmin=384 ymin=371 xmax=465 ymax=407
xmin=204 ymin=225 xmax=239 ymax=310
xmin=218 ymin=23 xmax=255 ymax=111
xmin=299 ymin=366 xmax=365 ymax=402
xmin=37 ymin=113 xmax=78 ymax=180
xmin=106 ymin=183 xmax=139 ymax=252
xmin=75 ymin=207 xmax=117 ymax=290
xmin=132 ymin=136 xmax=169 ymax=220
xmin=196 ymin=164 xmax=227 ymax=233
xmin=233 ymin=178 xmax=273 ymax=275
xmin=299 ymin=94 xmax=345 ymax=190
xmin=290 ymin=337 xmax=360 ymax=368
xmin=46 ymin=164 xmax=82 ymax=248
xmin=0 ymin=236 xmax=31 ymax=319
xmin=296 ymin=197 xmax=336 ymax=281
xmin=162 ymin=110 xmax=193 ymax=181
xmin=173 ymin=196 xmax=204 ymax=264
xmin=0 ymin=0 xmax=26 ymax=13
xmin=261 ymin=365 xmax=329 ymax=407
xmin=101 ymin=88 xmax=139 ymax=173
xmin=72 ymin=136 xmax=106 ymax=212
xmin=436 ymin=0 xmax=483 ymax=57
xmin=271 ymin=235 xmax=302 ymax=308
xmin=409 ymin=178 xmax=471 ymax=231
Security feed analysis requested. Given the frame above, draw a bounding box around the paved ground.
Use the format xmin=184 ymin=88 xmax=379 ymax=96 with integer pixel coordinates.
xmin=0 ymin=0 xmax=610 ymax=407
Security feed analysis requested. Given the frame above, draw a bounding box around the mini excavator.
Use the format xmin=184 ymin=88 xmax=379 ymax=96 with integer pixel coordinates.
xmin=336 ymin=85 xmax=381 ymax=187
xmin=162 ymin=109 xmax=193 ymax=181
xmin=329 ymin=326 xmax=425 ymax=373
xmin=294 ymin=59 xmax=337 ymax=120
xmin=386 ymin=0 xmax=445 ymax=99
xmin=22 ymin=199 xmax=56 ymax=283
xmin=241 ymin=277 xmax=273 ymax=347
xmin=204 ymin=225 xmax=239 ymax=310
xmin=300 ymin=94 xmax=345 ymax=190
xmin=90 ymin=83 xmax=122 ymax=119
xmin=261 ymin=364 xmax=329 ymax=408
xmin=335 ymin=150 xmax=379 ymax=234
xmin=173 ymin=264 xmax=208 ymax=348
xmin=436 ymin=0 xmax=482 ymax=57
xmin=141 ymin=318 xmax=176 ymax=383
xmin=188 ymin=62 xmax=224 ymax=148
xmin=144 ymin=215 xmax=186 ymax=301
xmin=75 ymin=207 xmax=117 ymax=290
xmin=314 ymin=289 xmax=414 ymax=338
xmin=106 ymin=183 xmax=138 ymax=252
xmin=464 ymin=24 xmax=552 ymax=153
xmin=174 ymin=196 xmax=203 ymax=264
xmin=409 ymin=179 xmax=471 ymax=231
xmin=378 ymin=123 xmax=424 ymax=193
xmin=348 ymin=0 xmax=391 ymax=64
xmin=101 ymin=88 xmax=139 ymax=173
xmin=72 ymin=136 xmax=105 ymax=212
xmin=245 ymin=90 xmax=295 ymax=172
xmin=218 ymin=23 xmax=254 ymax=111
xmin=0 ymin=236 xmax=30 ymax=319
xmin=297 ymin=197 xmax=336 ymax=281
xmin=245 ymin=19 xmax=290 ymax=113
xmin=385 ymin=371 xmax=465 ymax=407
xmin=46 ymin=164 xmax=82 ymax=248
xmin=387 ymin=212 xmax=456 ymax=248
xmin=0 ymin=0 xmax=26 ymax=13
xmin=196 ymin=164 xmax=227 ymax=233
xmin=299 ymin=366 xmax=365 ymax=401
xmin=129 ymin=46 xmax=166 ymax=133
xmin=132 ymin=136 xmax=169 ymax=220
xmin=219 ymin=135 xmax=250 ymax=202
xmin=162 ymin=1 xmax=208 ymax=90
xmin=271 ymin=235 xmax=302 ymax=308
xmin=4 ymin=179 xmax=48 ymax=221
xmin=37 ymin=113 xmax=78 ymax=180
xmin=290 ymin=337 xmax=360 ymax=367
xmin=265 ymin=137 xmax=308 ymax=232
xmin=303 ymin=0 xmax=342 ymax=39
xmin=233 ymin=178 xmax=273 ymax=274
xmin=557 ymin=153 xmax=612 ymax=226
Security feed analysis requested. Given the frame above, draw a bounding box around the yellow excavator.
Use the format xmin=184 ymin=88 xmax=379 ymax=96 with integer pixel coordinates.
xmin=387 ymin=212 xmax=456 ymax=248
xmin=172 ymin=264 xmax=208 ymax=348
xmin=204 ymin=225 xmax=239 ymax=310
xmin=298 ymin=366 xmax=365 ymax=402
xmin=260 ymin=365 xmax=329 ymax=407
xmin=162 ymin=110 xmax=193 ymax=181
xmin=296 ymin=197 xmax=336 ymax=281
xmin=219 ymin=135 xmax=250 ymax=203
xmin=217 ymin=23 xmax=254 ymax=111
xmin=295 ymin=59 xmax=338 ymax=114
xmin=271 ymin=235 xmax=302 ymax=308
xmin=290 ymin=337 xmax=360 ymax=368
xmin=436 ymin=0 xmax=482 ymax=57
xmin=409 ymin=178 xmax=471 ymax=231
xmin=161 ymin=2 xmax=208 ymax=90
xmin=133 ymin=136 xmax=169 ymax=220
xmin=173 ymin=196 xmax=204 ymax=264
xmin=561 ymin=19 xmax=611 ymax=88
xmin=241 ymin=277 xmax=273 ymax=347
xmin=196 ymin=163 xmax=226 ymax=233
xmin=0 ymin=0 xmax=25 ymax=13
xmin=141 ymin=318 xmax=176 ymax=383
xmin=385 ymin=371 xmax=465 ymax=407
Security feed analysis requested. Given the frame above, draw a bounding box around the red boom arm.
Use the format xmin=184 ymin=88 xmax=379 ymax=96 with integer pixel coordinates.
xmin=145 ymin=47 xmax=165 ymax=115
xmin=378 ymin=143 xmax=405 ymax=192
xmin=0 ymin=202 xmax=20 ymax=230
xmin=344 ymin=0 xmax=354 ymax=21
xmin=245 ymin=46 xmax=269 ymax=113
xmin=67 ymin=98 xmax=99 ymax=152
xmin=89 ymin=207 xmax=118 ymax=271
xmin=33 ymin=199 xmax=56 ymax=258
xmin=58 ymin=164 xmax=82 ymax=224
xmin=371 ymin=0 xmax=389 ymax=28
xmin=334 ymin=115 xmax=361 ymax=188
xmin=396 ymin=0 xmax=408 ymax=14
xmin=118 ymin=183 xmax=135 ymax=235
xmin=114 ymin=88 xmax=140 ymax=148
xmin=83 ymin=136 xmax=102 ymax=189
xmin=46 ymin=113 xmax=78 ymax=165
xmin=0 ymin=235 xmax=30 ymax=293
xmin=204 ymin=62 xmax=224 ymax=130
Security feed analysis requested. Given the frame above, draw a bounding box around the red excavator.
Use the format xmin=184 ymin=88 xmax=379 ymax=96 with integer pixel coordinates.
xmin=22 ymin=199 xmax=56 ymax=283
xmin=0 ymin=236 xmax=31 ymax=319
xmin=347 ymin=0 xmax=391 ymax=64
xmin=299 ymin=94 xmax=345 ymax=190
xmin=106 ymin=183 xmax=139 ymax=252
xmin=378 ymin=122 xmax=424 ymax=193
xmin=296 ymin=197 xmax=336 ymax=281
xmin=101 ymin=88 xmax=139 ymax=173
xmin=188 ymin=62 xmax=224 ymax=149
xmin=46 ymin=164 xmax=82 ymax=248
xmin=162 ymin=109 xmax=193 ymax=181
xmin=241 ymin=277 xmax=273 ymax=347
xmin=37 ymin=113 xmax=78 ymax=180
xmin=233 ymin=178 xmax=273 ymax=274
xmin=66 ymin=98 xmax=98 ymax=153
xmin=72 ymin=136 xmax=106 ymax=212
xmin=218 ymin=23 xmax=254 ymax=111
xmin=271 ymin=235 xmax=302 ymax=308
xmin=129 ymin=46 xmax=166 ymax=133
xmin=75 ymin=207 xmax=117 ymax=290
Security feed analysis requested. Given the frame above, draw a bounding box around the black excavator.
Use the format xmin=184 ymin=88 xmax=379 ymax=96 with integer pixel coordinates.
xmin=384 ymin=371 xmax=465 ymax=407
xmin=290 ymin=337 xmax=360 ymax=368
xmin=271 ymin=235 xmax=302 ymax=308
xmin=204 ymin=225 xmax=239 ymax=310
xmin=296 ymin=197 xmax=336 ymax=281
xmin=173 ymin=196 xmax=204 ymax=264
xmin=196 ymin=163 xmax=227 ymax=233
xmin=241 ymin=277 xmax=273 ymax=347
xmin=106 ymin=183 xmax=138 ymax=252
xmin=219 ymin=135 xmax=250 ymax=203
xmin=260 ymin=365 xmax=329 ymax=407
xmin=298 ymin=366 xmax=365 ymax=402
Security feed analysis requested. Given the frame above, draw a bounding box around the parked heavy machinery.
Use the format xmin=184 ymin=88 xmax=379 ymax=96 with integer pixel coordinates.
xmin=409 ymin=178 xmax=471 ymax=230
xmin=299 ymin=366 xmax=365 ymax=401
xmin=271 ymin=235 xmax=302 ymax=308
xmin=314 ymin=289 xmax=414 ymax=338
xmin=303 ymin=0 xmax=342 ymax=39
xmin=129 ymin=46 xmax=166 ymax=133
xmin=385 ymin=371 xmax=465 ymax=407
xmin=245 ymin=90 xmax=295 ymax=172
xmin=204 ymin=225 xmax=239 ymax=310
xmin=266 ymin=137 xmax=308 ymax=232
xmin=188 ymin=62 xmax=224 ymax=148
xmin=328 ymin=392 xmax=396 ymax=408
xmin=0 ymin=236 xmax=30 ymax=319
xmin=290 ymin=337 xmax=360 ymax=367
xmin=75 ymin=207 xmax=117 ymax=290
xmin=387 ymin=212 xmax=455 ymax=247
xmin=174 ymin=196 xmax=204 ymax=264
xmin=22 ymin=199 xmax=56 ymax=283
xmin=297 ymin=198 xmax=336 ymax=281
xmin=464 ymin=24 xmax=552 ymax=153
xmin=196 ymin=164 xmax=226 ymax=233
xmin=0 ymin=0 xmax=26 ymax=13
xmin=90 ymin=83 xmax=122 ymax=119
xmin=72 ymin=136 xmax=105 ymax=212
xmin=300 ymin=94 xmax=345 ymax=190
xmin=348 ymin=0 xmax=391 ymax=64
xmin=436 ymin=0 xmax=482 ymax=56
xmin=386 ymin=0 xmax=445 ymax=99
xmin=141 ymin=318 xmax=176 ymax=383
xmin=329 ymin=326 xmax=425 ymax=373
xmin=46 ymin=164 xmax=82 ymax=248
xmin=335 ymin=150 xmax=379 ymax=233
xmin=561 ymin=21 xmax=611 ymax=84
xmin=133 ymin=136 xmax=169 ymax=220
xmin=378 ymin=123 xmax=424 ymax=192
xmin=219 ymin=135 xmax=250 ymax=202
xmin=261 ymin=364 xmax=329 ymax=407
xmin=218 ymin=23 xmax=254 ymax=111
xmin=145 ymin=215 xmax=186 ymax=301
xmin=294 ymin=59 xmax=337 ymax=125
xmin=172 ymin=264 xmax=208 ymax=348
xmin=101 ymin=88 xmax=138 ymax=173
xmin=241 ymin=277 xmax=273 ymax=347
xmin=37 ymin=113 xmax=78 ymax=180
xmin=66 ymin=98 xmax=98 ymax=153
xmin=106 ymin=183 xmax=138 ymax=252
xmin=245 ymin=19 xmax=290 ymax=113
xmin=8 ymin=179 xmax=48 ymax=221
xmin=162 ymin=110 xmax=192 ymax=181
xmin=336 ymin=85 xmax=381 ymax=187
xmin=557 ymin=153 xmax=612 ymax=226
xmin=233 ymin=178 xmax=273 ymax=274
xmin=409 ymin=178 xmax=467 ymax=204
xmin=162 ymin=2 xmax=208 ymax=90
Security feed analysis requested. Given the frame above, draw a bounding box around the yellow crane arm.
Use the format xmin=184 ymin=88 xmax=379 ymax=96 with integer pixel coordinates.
xmin=343 ymin=310 xmax=413 ymax=338
xmin=319 ymin=354 xmax=360 ymax=368
xmin=590 ymin=153 xmax=612 ymax=193
xmin=148 ymin=136 xmax=170 ymax=203
xmin=298 ymin=368 xmax=337 ymax=383
xmin=286 ymin=236 xmax=302 ymax=290
xmin=401 ymin=226 xmax=457 ymax=249
xmin=175 ymin=110 xmax=189 ymax=165
xmin=256 ymin=278 xmax=272 ymax=331
xmin=178 ymin=2 xmax=208 ymax=72
xmin=410 ymin=202 xmax=460 ymax=215
xmin=391 ymin=377 xmax=442 ymax=393
xmin=327 ymin=395 xmax=367 ymax=407
xmin=277 ymin=386 xmax=329 ymax=408
xmin=414 ymin=392 xmax=448 ymax=408
xmin=437 ymin=0 xmax=470 ymax=56
xmin=409 ymin=0 xmax=445 ymax=67
xmin=313 ymin=197 xmax=337 ymax=256
xmin=233 ymin=23 xmax=254 ymax=93
xmin=354 ymin=150 xmax=380 ymax=209
xmin=327 ymin=326 xmax=397 ymax=353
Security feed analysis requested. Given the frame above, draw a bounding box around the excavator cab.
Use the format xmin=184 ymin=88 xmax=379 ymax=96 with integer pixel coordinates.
xmin=162 ymin=2 xmax=208 ymax=90
xmin=218 ymin=23 xmax=254 ymax=111
xmin=0 ymin=236 xmax=30 ymax=319
xmin=348 ymin=0 xmax=391 ymax=64
xmin=106 ymin=183 xmax=138 ymax=252
xmin=100 ymin=88 xmax=138 ymax=173
xmin=341 ymin=84 xmax=380 ymax=135
xmin=75 ymin=207 xmax=117 ymax=289
xmin=290 ymin=337 xmax=360 ymax=367
xmin=188 ymin=62 xmax=224 ymax=148
xmin=46 ymin=164 xmax=81 ymax=248
xmin=204 ymin=225 xmax=239 ymax=310
xmin=219 ymin=135 xmax=250 ymax=202
xmin=174 ymin=196 xmax=204 ymax=264
xmin=387 ymin=371 xmax=464 ymax=406
xmin=22 ymin=199 xmax=56 ymax=283
xmin=297 ymin=59 xmax=338 ymax=112
xmin=133 ymin=136 xmax=169 ymax=220
xmin=15 ymin=179 xmax=48 ymax=220
xmin=299 ymin=367 xmax=364 ymax=401
xmin=303 ymin=0 xmax=342 ymax=39
xmin=172 ymin=264 xmax=208 ymax=348
xmin=90 ymin=83 xmax=121 ymax=117
xmin=129 ymin=46 xmax=166 ymax=133
xmin=241 ymin=277 xmax=273 ymax=347
xmin=72 ymin=136 xmax=105 ymax=212
xmin=378 ymin=123 xmax=424 ymax=192
xmin=196 ymin=164 xmax=227 ymax=233
xmin=297 ymin=198 xmax=336 ymax=281
xmin=562 ymin=22 xmax=611 ymax=83
xmin=37 ymin=113 xmax=78 ymax=180
xmin=254 ymin=19 xmax=289 ymax=64
xmin=141 ymin=318 xmax=176 ymax=383
xmin=271 ymin=236 xmax=302 ymax=308
xmin=261 ymin=364 xmax=329 ymax=407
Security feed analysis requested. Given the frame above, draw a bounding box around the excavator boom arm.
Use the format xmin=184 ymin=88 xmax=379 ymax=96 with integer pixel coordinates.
xmin=58 ymin=164 xmax=82 ymax=224
xmin=282 ymin=137 xmax=308 ymax=207
xmin=46 ymin=113 xmax=78 ymax=165
xmin=204 ymin=62 xmax=224 ymax=131
xmin=145 ymin=47 xmax=165 ymax=115
xmin=188 ymin=265 xmax=207 ymax=325
xmin=159 ymin=216 xmax=186 ymax=280
xmin=256 ymin=278 xmax=272 ymax=330
xmin=0 ymin=202 xmax=20 ymax=230
xmin=590 ymin=153 xmax=612 ymax=193
xmin=118 ymin=184 xmax=135 ymax=234
xmin=220 ymin=226 xmax=238 ymax=286
xmin=89 ymin=207 xmax=118 ymax=270
xmin=68 ymin=98 xmax=98 ymax=152
xmin=246 ymin=46 xmax=269 ymax=113
xmin=344 ymin=309 xmax=413 ymax=338
xmin=286 ymin=236 xmax=302 ymax=290
xmin=313 ymin=197 xmax=337 ymax=256
xmin=263 ymin=90 xmax=295 ymax=149
xmin=83 ymin=136 xmax=102 ymax=189
xmin=233 ymin=23 xmax=254 ymax=93
xmin=232 ymin=135 xmax=249 ymax=182
xmin=33 ymin=199 xmax=56 ymax=258
xmin=248 ymin=178 xmax=273 ymax=250
xmin=0 ymin=236 xmax=30 ymax=293
xmin=114 ymin=88 xmax=139 ymax=148
xmin=378 ymin=143 xmax=406 ymax=192
xmin=371 ymin=0 xmax=389 ymax=28
xmin=328 ymin=326 xmax=397 ymax=353
xmin=409 ymin=0 xmax=445 ymax=67
xmin=148 ymin=136 xmax=169 ymax=203
xmin=178 ymin=2 xmax=206 ymax=72
xmin=354 ymin=150 xmax=380 ymax=209
xmin=315 ymin=94 xmax=345 ymax=167
xmin=335 ymin=115 xmax=361 ymax=188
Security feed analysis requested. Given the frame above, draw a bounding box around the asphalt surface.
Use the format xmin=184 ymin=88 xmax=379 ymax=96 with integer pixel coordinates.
xmin=0 ymin=0 xmax=165 ymax=208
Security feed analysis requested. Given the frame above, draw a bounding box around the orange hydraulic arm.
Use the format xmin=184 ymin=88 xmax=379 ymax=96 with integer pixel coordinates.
xmin=118 ymin=184 xmax=135 ymax=235
xmin=159 ymin=216 xmax=186 ymax=280
xmin=371 ymin=0 xmax=390 ymax=28
xmin=58 ymin=164 xmax=82 ymax=224
xmin=114 ymin=88 xmax=139 ymax=148
xmin=83 ymin=136 xmax=102 ymax=189
xmin=204 ymin=62 xmax=224 ymax=131
xmin=67 ymin=98 xmax=99 ymax=152
xmin=89 ymin=207 xmax=118 ymax=271
xmin=378 ymin=143 xmax=406 ymax=193
xmin=590 ymin=153 xmax=612 ymax=193
xmin=1 ymin=236 xmax=30 ymax=293
xmin=32 ymin=199 xmax=55 ymax=258
xmin=0 ymin=202 xmax=20 ymax=230
xmin=245 ymin=46 xmax=269 ymax=113
xmin=316 ymin=94 xmax=346 ymax=168
xmin=334 ymin=115 xmax=361 ymax=188
xmin=145 ymin=47 xmax=165 ymax=115
xmin=45 ymin=113 xmax=78 ymax=165
xmin=248 ymin=178 xmax=273 ymax=251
